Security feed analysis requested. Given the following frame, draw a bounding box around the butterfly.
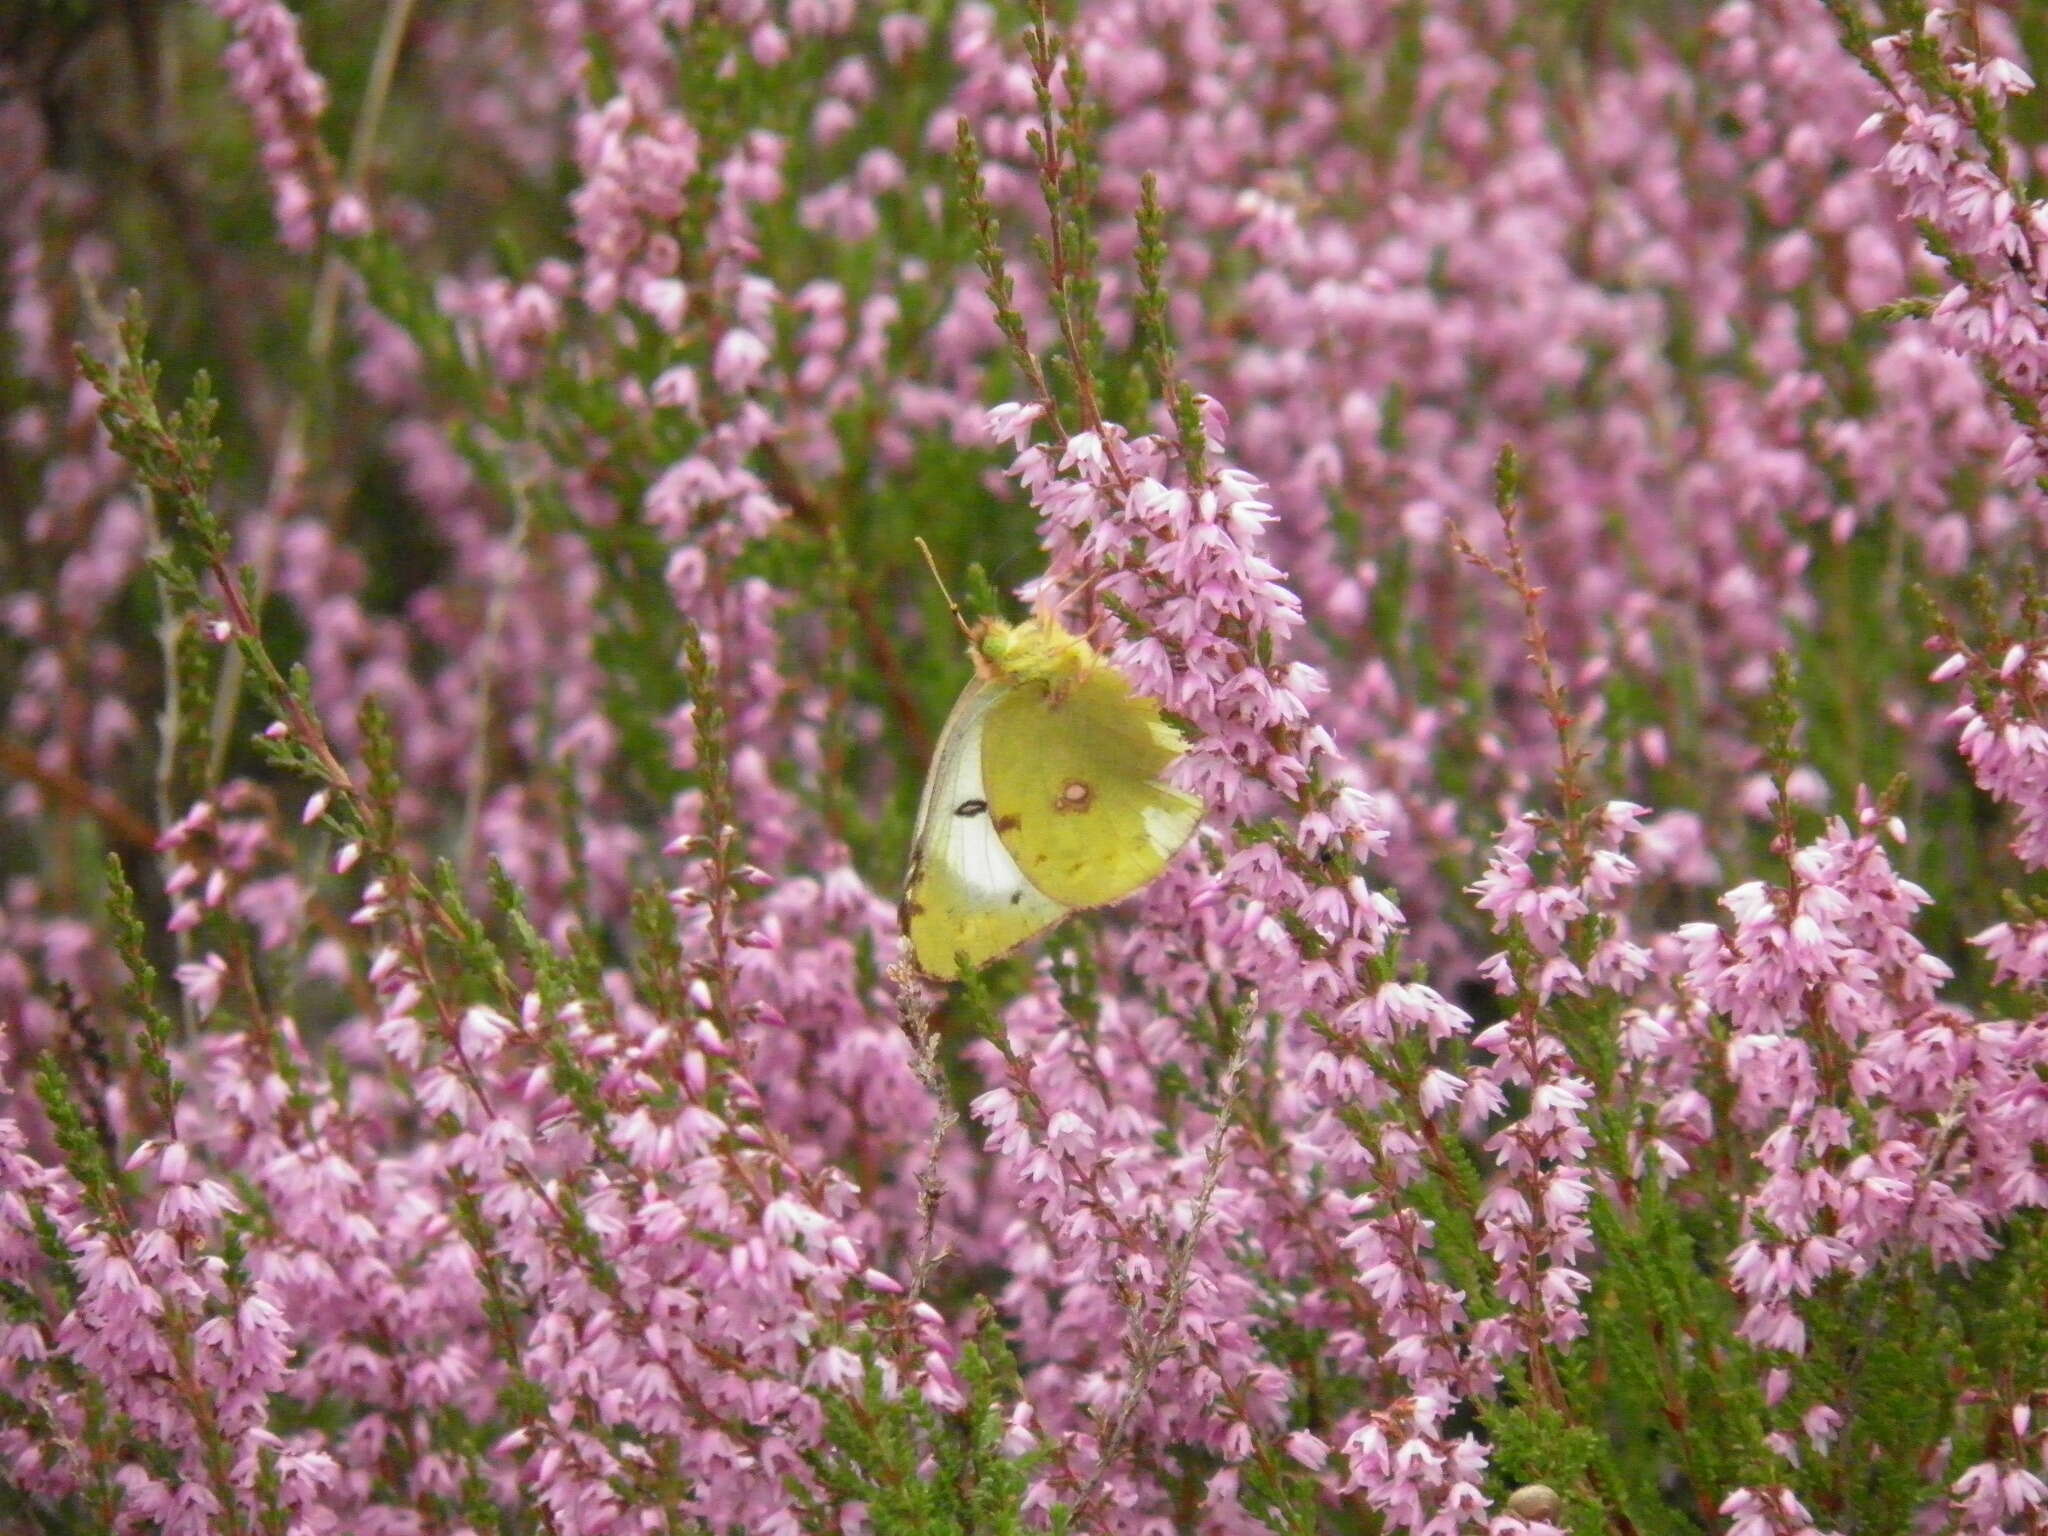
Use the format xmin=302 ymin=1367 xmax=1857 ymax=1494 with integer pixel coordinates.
xmin=900 ymin=568 xmax=1202 ymax=981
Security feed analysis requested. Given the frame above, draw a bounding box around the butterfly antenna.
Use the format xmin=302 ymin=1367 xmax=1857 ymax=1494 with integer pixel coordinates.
xmin=914 ymin=537 xmax=975 ymax=641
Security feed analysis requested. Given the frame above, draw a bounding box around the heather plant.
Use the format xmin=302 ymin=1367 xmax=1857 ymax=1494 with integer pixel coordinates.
xmin=3 ymin=0 xmax=2047 ymax=1533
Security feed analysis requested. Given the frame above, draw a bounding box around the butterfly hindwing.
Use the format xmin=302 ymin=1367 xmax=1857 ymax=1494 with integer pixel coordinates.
xmin=980 ymin=665 xmax=1201 ymax=910
xmin=901 ymin=680 xmax=1068 ymax=980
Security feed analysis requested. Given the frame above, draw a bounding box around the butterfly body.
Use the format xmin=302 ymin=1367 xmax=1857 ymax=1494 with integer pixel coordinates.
xmin=902 ymin=613 xmax=1201 ymax=980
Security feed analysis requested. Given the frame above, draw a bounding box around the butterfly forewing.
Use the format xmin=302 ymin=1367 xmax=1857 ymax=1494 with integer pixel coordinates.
xmin=980 ymin=667 xmax=1201 ymax=910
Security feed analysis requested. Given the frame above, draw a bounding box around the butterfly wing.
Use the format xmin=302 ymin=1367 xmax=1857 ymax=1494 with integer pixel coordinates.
xmin=981 ymin=665 xmax=1201 ymax=910
xmin=901 ymin=679 xmax=1069 ymax=980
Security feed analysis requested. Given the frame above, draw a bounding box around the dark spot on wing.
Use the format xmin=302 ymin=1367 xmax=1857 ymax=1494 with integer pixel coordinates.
xmin=901 ymin=898 xmax=925 ymax=920
xmin=954 ymin=798 xmax=989 ymax=817
xmin=995 ymin=813 xmax=1021 ymax=833
xmin=1008 ymin=892 xmax=1022 ymax=905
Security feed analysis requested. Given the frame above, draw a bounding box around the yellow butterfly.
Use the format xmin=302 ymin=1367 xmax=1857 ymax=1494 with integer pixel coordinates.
xmin=901 ymin=558 xmax=1202 ymax=981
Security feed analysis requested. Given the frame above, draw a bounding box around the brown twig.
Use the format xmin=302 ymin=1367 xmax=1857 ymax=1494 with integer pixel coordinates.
xmin=0 ymin=737 xmax=159 ymax=850
xmin=1451 ymin=447 xmax=1592 ymax=864
xmin=758 ymin=441 xmax=933 ymax=763
xmin=1071 ymin=1014 xmax=1259 ymax=1521
xmin=893 ymin=965 xmax=961 ymax=1301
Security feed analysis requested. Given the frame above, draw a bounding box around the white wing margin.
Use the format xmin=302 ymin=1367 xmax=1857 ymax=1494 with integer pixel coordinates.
xmin=906 ymin=681 xmax=1043 ymax=904
xmin=903 ymin=680 xmax=1066 ymax=977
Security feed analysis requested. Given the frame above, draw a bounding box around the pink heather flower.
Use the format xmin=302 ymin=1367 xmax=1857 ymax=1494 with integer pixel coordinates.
xmin=1951 ymin=1455 xmax=2048 ymax=1533
xmin=713 ymin=328 xmax=772 ymax=393
xmin=204 ymin=0 xmax=336 ymax=251
xmin=1801 ymin=1404 xmax=1842 ymax=1453
xmin=1859 ymin=17 xmax=2048 ymax=483
xmin=1285 ymin=1429 xmax=1330 ymax=1470
xmin=1974 ymin=916 xmax=2048 ymax=990
xmin=1462 ymin=801 xmax=1659 ymax=1357
xmin=568 ymin=98 xmax=700 ymax=313
xmin=1950 ymin=638 xmax=2048 ymax=871
xmin=1721 ymin=1484 xmax=1837 ymax=1536
xmin=1337 ymin=1394 xmax=1491 ymax=1533
xmin=438 ymin=276 xmax=564 ymax=384
xmin=1680 ymin=790 xmax=2048 ymax=1521
xmin=174 ymin=953 xmax=230 ymax=1021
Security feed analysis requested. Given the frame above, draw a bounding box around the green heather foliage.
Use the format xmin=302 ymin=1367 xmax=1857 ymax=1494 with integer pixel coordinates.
xmin=1 ymin=1 xmax=2047 ymax=1533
